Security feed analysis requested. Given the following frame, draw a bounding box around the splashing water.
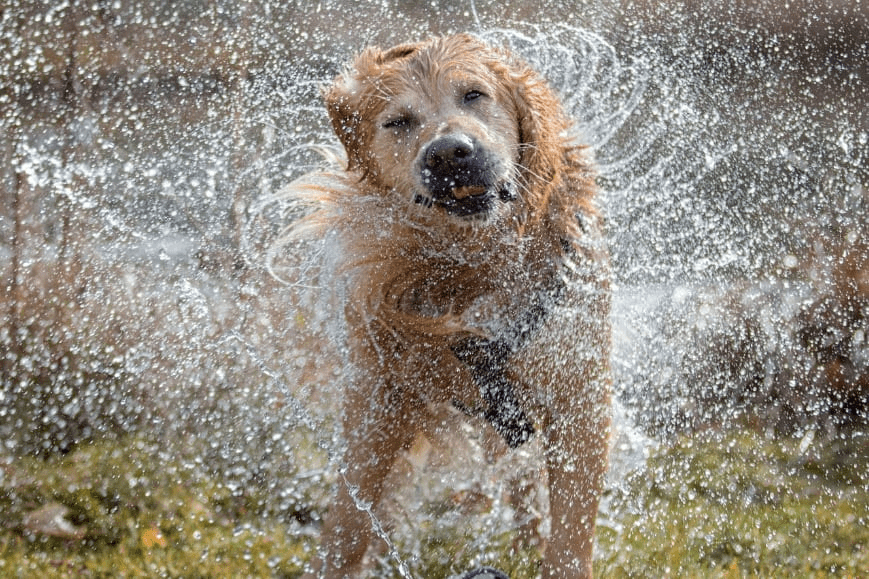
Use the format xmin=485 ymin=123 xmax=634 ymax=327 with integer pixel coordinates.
xmin=2 ymin=1 xmax=866 ymax=576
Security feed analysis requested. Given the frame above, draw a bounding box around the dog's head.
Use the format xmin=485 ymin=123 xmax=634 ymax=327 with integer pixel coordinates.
xmin=324 ymin=34 xmax=570 ymax=227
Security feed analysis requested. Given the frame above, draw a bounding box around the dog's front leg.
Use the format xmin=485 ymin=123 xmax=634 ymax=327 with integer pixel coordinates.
xmin=541 ymin=374 xmax=611 ymax=579
xmin=304 ymin=366 xmax=418 ymax=578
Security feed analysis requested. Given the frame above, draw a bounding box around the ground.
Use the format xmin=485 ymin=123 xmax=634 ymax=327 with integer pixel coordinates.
xmin=1 ymin=425 xmax=866 ymax=578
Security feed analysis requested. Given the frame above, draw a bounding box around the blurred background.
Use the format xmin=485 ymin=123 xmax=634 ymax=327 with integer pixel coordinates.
xmin=1 ymin=1 xmax=867 ymax=576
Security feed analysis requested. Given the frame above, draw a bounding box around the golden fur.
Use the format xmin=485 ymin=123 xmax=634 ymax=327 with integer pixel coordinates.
xmin=287 ymin=34 xmax=612 ymax=579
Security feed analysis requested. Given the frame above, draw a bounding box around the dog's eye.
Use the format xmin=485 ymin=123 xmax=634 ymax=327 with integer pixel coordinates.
xmin=382 ymin=116 xmax=411 ymax=129
xmin=462 ymin=90 xmax=486 ymax=104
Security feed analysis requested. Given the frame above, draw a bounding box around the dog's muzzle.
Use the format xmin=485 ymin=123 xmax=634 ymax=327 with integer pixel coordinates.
xmin=417 ymin=134 xmax=515 ymax=216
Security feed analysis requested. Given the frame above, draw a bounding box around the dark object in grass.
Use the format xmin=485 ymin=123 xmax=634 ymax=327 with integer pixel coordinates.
xmin=456 ymin=567 xmax=510 ymax=579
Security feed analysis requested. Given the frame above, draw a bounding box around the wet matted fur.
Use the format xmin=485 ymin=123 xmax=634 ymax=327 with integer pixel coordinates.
xmin=285 ymin=34 xmax=612 ymax=579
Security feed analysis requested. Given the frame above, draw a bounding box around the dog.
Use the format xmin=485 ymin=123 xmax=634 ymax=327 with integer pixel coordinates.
xmin=285 ymin=34 xmax=612 ymax=579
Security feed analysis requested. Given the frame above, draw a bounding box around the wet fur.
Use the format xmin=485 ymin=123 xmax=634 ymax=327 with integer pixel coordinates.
xmin=289 ymin=35 xmax=612 ymax=579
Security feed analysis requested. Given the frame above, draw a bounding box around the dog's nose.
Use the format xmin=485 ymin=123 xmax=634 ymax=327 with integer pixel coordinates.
xmin=425 ymin=134 xmax=476 ymax=171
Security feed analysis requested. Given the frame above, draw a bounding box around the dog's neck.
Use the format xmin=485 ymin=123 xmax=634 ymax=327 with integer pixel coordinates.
xmin=385 ymin=215 xmax=568 ymax=336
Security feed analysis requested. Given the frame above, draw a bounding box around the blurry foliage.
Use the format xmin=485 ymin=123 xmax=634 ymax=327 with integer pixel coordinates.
xmin=620 ymin=270 xmax=869 ymax=437
xmin=0 ymin=242 xmax=332 ymax=460
xmin=797 ymin=220 xmax=869 ymax=405
xmin=2 ymin=258 xmax=144 ymax=455
xmin=0 ymin=0 xmax=335 ymax=461
xmin=2 ymin=0 xmax=866 ymax=448
xmin=379 ymin=528 xmax=541 ymax=579
xmin=619 ymin=181 xmax=868 ymax=436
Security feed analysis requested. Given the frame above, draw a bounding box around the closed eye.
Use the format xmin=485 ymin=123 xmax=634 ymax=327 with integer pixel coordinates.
xmin=382 ymin=116 xmax=412 ymax=129
xmin=462 ymin=90 xmax=486 ymax=104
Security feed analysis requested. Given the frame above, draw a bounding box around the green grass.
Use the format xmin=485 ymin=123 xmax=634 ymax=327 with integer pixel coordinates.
xmin=1 ymin=427 xmax=866 ymax=577
xmin=0 ymin=439 xmax=313 ymax=578
xmin=597 ymin=428 xmax=869 ymax=578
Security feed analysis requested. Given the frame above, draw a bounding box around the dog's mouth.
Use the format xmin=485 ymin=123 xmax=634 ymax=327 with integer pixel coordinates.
xmin=414 ymin=182 xmax=516 ymax=217
xmin=451 ymin=185 xmax=488 ymax=199
xmin=416 ymin=134 xmax=516 ymax=219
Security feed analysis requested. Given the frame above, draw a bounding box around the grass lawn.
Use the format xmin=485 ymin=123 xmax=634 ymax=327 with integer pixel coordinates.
xmin=597 ymin=428 xmax=869 ymax=578
xmin=1 ymin=427 xmax=866 ymax=578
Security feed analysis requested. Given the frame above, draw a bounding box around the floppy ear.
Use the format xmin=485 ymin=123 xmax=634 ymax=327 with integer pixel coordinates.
xmin=323 ymin=43 xmax=422 ymax=173
xmin=502 ymin=54 xmax=572 ymax=199
xmin=323 ymin=60 xmax=370 ymax=173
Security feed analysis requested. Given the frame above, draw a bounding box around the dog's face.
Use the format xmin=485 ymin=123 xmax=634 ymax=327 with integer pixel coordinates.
xmin=324 ymin=35 xmax=568 ymax=227
xmin=371 ymin=59 xmax=520 ymax=220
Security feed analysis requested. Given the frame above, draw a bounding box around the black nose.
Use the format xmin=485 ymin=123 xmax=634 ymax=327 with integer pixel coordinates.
xmin=425 ymin=134 xmax=476 ymax=171
xmin=419 ymin=133 xmax=500 ymax=215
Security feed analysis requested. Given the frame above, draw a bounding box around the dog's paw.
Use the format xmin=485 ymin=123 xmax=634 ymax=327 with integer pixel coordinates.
xmin=451 ymin=567 xmax=510 ymax=579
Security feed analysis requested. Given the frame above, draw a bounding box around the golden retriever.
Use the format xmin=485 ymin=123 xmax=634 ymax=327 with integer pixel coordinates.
xmin=286 ymin=34 xmax=612 ymax=579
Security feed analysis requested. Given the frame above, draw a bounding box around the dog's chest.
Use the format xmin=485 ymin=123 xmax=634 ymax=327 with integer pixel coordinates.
xmin=395 ymin=257 xmax=560 ymax=342
xmin=396 ymin=272 xmax=504 ymax=327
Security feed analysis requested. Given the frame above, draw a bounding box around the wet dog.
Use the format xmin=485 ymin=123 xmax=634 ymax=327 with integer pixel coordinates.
xmin=287 ymin=34 xmax=612 ymax=579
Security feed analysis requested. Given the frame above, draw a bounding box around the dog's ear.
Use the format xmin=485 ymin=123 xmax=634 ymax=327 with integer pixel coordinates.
xmin=379 ymin=43 xmax=421 ymax=62
xmin=513 ymin=63 xmax=569 ymax=197
xmin=323 ymin=64 xmax=369 ymax=173
xmin=507 ymin=60 xmax=571 ymax=199
xmin=323 ymin=43 xmax=422 ymax=173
